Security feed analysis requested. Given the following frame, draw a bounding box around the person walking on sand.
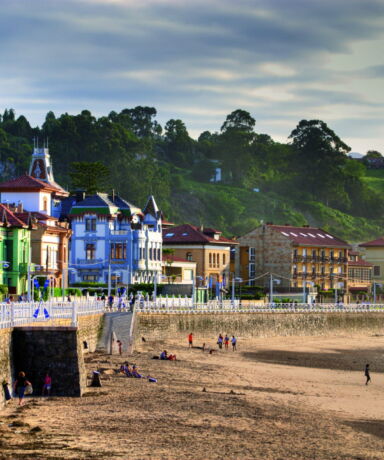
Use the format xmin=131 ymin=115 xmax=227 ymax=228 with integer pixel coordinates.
xmin=365 ymin=364 xmax=371 ymax=385
xmin=231 ymin=336 xmax=237 ymax=351
xmin=224 ymin=335 xmax=229 ymax=350
xmin=14 ymin=371 xmax=31 ymax=406
xmin=188 ymin=332 xmax=193 ymax=348
xmin=217 ymin=334 xmax=223 ymax=349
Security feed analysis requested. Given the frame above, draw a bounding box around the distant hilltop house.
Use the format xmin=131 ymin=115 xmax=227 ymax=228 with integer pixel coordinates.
xmin=0 ymin=147 xmax=71 ymax=292
xmin=64 ymin=193 xmax=162 ymax=285
xmin=236 ymin=223 xmax=350 ymax=292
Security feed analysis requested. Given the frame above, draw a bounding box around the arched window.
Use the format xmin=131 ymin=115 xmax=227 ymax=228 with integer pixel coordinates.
xmin=209 ymin=253 xmax=212 ymax=267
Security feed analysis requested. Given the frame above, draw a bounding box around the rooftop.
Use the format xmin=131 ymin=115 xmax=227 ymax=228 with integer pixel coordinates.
xmin=0 ymin=174 xmax=68 ymax=196
xmin=359 ymin=237 xmax=384 ymax=248
xmin=267 ymin=224 xmax=350 ymax=248
xmin=162 ymin=224 xmax=236 ymax=245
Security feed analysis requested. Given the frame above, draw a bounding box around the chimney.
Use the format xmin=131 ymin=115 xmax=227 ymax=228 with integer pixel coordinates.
xmin=75 ymin=191 xmax=86 ymax=202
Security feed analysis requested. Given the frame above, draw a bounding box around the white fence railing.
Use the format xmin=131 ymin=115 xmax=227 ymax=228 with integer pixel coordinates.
xmin=0 ymin=300 xmax=105 ymax=330
xmin=134 ymin=301 xmax=384 ymax=314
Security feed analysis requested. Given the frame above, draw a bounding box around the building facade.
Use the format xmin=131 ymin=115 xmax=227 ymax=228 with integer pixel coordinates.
xmin=68 ymin=194 xmax=162 ymax=285
xmin=0 ymin=147 xmax=71 ymax=288
xmin=236 ymin=224 xmax=350 ymax=291
xmin=359 ymin=237 xmax=384 ymax=286
xmin=162 ymin=224 xmax=236 ymax=286
xmin=347 ymin=251 xmax=372 ymax=297
xmin=0 ymin=204 xmax=32 ymax=295
xmin=162 ymin=254 xmax=196 ymax=284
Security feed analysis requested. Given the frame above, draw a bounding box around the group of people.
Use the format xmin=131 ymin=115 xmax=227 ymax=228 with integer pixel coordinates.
xmin=13 ymin=371 xmax=52 ymax=406
xmin=217 ymin=334 xmax=237 ymax=351
xmin=160 ymin=350 xmax=177 ymax=360
xmin=188 ymin=332 xmax=237 ymax=351
xmin=120 ymin=362 xmax=143 ymax=378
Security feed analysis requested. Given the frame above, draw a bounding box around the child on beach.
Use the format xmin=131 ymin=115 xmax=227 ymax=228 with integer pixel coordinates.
xmin=224 ymin=335 xmax=229 ymax=350
xmin=188 ymin=332 xmax=193 ymax=348
xmin=42 ymin=372 xmax=52 ymax=396
xmin=365 ymin=364 xmax=371 ymax=385
xmin=231 ymin=336 xmax=237 ymax=351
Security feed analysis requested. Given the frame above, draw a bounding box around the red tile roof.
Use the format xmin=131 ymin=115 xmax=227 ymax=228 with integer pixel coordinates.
xmin=359 ymin=237 xmax=384 ymax=247
xmin=268 ymin=224 xmax=350 ymax=248
xmin=348 ymin=259 xmax=373 ymax=267
xmin=162 ymin=224 xmax=237 ymax=245
xmin=0 ymin=174 xmax=67 ymax=194
xmin=0 ymin=204 xmax=27 ymax=228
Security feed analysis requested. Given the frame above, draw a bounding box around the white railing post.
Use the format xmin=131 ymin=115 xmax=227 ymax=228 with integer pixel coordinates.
xmin=71 ymin=301 xmax=78 ymax=327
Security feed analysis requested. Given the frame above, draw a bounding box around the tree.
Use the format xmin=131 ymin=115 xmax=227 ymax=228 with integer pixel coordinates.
xmin=288 ymin=120 xmax=351 ymax=205
xmin=69 ymin=162 xmax=111 ymax=194
xmin=162 ymin=248 xmax=175 ymax=283
xmin=220 ymin=109 xmax=256 ymax=133
xmin=163 ymin=119 xmax=194 ymax=167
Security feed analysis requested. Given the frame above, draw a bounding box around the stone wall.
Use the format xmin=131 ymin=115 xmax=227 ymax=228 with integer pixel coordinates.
xmin=0 ymin=313 xmax=103 ymax=405
xmin=0 ymin=329 xmax=12 ymax=407
xmin=12 ymin=327 xmax=85 ymax=397
xmin=133 ymin=312 xmax=384 ymax=346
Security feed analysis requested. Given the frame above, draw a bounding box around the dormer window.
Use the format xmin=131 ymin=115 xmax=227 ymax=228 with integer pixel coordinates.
xmin=214 ymin=233 xmax=220 ymax=240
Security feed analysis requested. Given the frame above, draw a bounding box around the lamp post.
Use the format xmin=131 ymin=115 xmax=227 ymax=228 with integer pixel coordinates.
xmin=269 ymin=274 xmax=281 ymax=303
xmin=302 ymin=280 xmax=314 ymax=304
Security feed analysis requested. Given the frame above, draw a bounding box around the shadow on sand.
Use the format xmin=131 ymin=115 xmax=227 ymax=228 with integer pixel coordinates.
xmin=345 ymin=419 xmax=384 ymax=440
xmin=242 ymin=348 xmax=384 ymax=372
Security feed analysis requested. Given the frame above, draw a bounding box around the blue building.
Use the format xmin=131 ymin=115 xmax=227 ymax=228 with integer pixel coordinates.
xmin=67 ymin=193 xmax=162 ymax=285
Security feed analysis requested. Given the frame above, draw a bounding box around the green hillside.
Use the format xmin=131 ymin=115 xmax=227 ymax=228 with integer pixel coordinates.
xmin=168 ymin=176 xmax=384 ymax=243
xmin=0 ymin=107 xmax=383 ymax=244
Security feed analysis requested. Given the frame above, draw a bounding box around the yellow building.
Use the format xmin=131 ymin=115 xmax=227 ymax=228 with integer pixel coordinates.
xmin=359 ymin=237 xmax=384 ymax=285
xmin=162 ymin=224 xmax=237 ymax=286
xmin=347 ymin=251 xmax=372 ymax=298
xmin=237 ymin=224 xmax=350 ymax=291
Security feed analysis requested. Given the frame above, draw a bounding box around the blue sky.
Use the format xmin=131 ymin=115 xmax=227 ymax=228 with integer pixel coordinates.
xmin=1 ymin=0 xmax=383 ymax=153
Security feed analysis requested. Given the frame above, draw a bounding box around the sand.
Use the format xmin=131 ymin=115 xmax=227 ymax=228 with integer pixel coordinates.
xmin=1 ymin=333 xmax=384 ymax=459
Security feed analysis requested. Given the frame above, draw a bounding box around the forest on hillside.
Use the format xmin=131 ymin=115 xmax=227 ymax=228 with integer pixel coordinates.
xmin=0 ymin=107 xmax=383 ymax=241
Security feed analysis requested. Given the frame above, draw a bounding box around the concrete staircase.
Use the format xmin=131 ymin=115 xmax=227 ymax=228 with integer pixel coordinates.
xmin=97 ymin=312 xmax=134 ymax=354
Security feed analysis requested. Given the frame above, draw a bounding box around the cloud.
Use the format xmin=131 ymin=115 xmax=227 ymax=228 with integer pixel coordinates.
xmin=0 ymin=0 xmax=383 ymax=152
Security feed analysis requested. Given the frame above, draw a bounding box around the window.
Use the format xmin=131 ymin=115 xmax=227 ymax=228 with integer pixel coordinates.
xmin=249 ymin=263 xmax=255 ymax=278
xmin=83 ymin=275 xmax=98 ymax=282
xmin=111 ymin=243 xmax=127 ymax=259
xmin=85 ymin=218 xmax=96 ymax=232
xmin=312 ymin=249 xmax=316 ymax=259
xmin=43 ymin=197 xmax=48 ymax=212
xmin=149 ymin=247 xmax=153 ymax=260
xmin=209 ymin=253 xmax=212 ymax=267
xmin=374 ymin=265 xmax=380 ymax=277
xmin=330 ymin=250 xmax=334 ymax=260
xmin=321 ymin=250 xmax=325 ymax=259
xmin=186 ymin=252 xmax=192 ymax=262
xmin=249 ymin=247 xmax=255 ymax=261
xmin=302 ymin=248 xmax=307 ymax=257
xmin=157 ymin=248 xmax=161 ymax=260
xmin=86 ymin=244 xmax=96 ymax=260
xmin=222 ymin=254 xmax=226 ymax=265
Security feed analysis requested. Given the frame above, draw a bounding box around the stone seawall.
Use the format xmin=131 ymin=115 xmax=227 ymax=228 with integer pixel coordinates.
xmin=0 ymin=313 xmax=103 ymax=406
xmin=133 ymin=312 xmax=384 ymax=346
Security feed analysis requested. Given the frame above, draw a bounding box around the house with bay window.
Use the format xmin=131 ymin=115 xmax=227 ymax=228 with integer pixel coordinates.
xmin=68 ymin=193 xmax=162 ymax=285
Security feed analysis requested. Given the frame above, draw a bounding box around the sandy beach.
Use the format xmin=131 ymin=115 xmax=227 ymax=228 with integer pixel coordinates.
xmin=1 ymin=333 xmax=384 ymax=459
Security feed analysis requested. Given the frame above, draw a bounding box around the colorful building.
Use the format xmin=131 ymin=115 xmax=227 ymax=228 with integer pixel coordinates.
xmin=359 ymin=237 xmax=384 ymax=286
xmin=162 ymin=224 xmax=236 ymax=286
xmin=162 ymin=254 xmax=196 ymax=285
xmin=0 ymin=147 xmax=71 ymax=289
xmin=347 ymin=251 xmax=372 ymax=298
xmin=0 ymin=203 xmax=33 ymax=295
xmin=236 ymin=224 xmax=350 ymax=291
xmin=67 ymin=194 xmax=162 ymax=285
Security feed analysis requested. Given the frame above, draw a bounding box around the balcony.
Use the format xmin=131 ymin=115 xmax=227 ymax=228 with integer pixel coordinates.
xmin=110 ymin=230 xmax=129 ymax=236
xmin=76 ymin=258 xmax=104 ymax=268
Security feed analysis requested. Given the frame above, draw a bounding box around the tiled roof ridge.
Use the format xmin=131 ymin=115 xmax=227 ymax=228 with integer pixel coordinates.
xmin=0 ymin=173 xmax=65 ymax=193
xmin=0 ymin=203 xmax=27 ymax=227
xmin=359 ymin=237 xmax=384 ymax=247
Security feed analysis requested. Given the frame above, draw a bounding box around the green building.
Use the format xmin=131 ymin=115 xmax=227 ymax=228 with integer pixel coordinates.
xmin=0 ymin=203 xmax=32 ymax=297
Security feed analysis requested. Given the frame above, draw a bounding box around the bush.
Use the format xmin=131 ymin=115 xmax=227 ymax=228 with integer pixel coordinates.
xmin=71 ymin=282 xmax=108 ymax=288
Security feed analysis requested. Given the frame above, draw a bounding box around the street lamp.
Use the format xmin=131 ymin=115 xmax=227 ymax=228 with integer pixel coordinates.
xmin=373 ymin=282 xmax=382 ymax=304
xmin=192 ymin=276 xmax=203 ymax=306
xmin=231 ymin=276 xmax=243 ymax=305
xmin=302 ymin=280 xmax=314 ymax=303
xmin=269 ymin=274 xmax=280 ymax=303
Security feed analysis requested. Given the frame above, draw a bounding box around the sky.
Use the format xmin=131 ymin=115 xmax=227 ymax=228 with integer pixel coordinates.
xmin=0 ymin=0 xmax=383 ymax=154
